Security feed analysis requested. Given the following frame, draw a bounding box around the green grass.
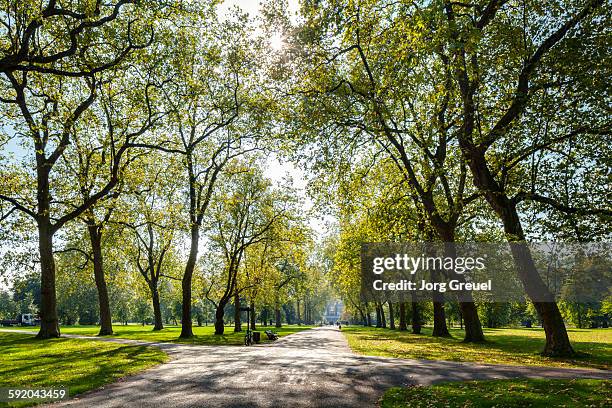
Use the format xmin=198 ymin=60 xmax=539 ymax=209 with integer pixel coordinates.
xmin=2 ymin=324 xmax=313 ymax=346
xmin=342 ymin=326 xmax=611 ymax=369
xmin=0 ymin=332 xmax=168 ymax=407
xmin=380 ymin=379 xmax=612 ymax=408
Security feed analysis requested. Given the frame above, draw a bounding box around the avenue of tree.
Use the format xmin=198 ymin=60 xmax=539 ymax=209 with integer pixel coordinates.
xmin=0 ymin=0 xmax=609 ymax=358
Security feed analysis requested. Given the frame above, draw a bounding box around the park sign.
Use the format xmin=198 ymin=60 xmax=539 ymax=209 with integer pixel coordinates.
xmin=360 ymin=242 xmax=611 ymax=304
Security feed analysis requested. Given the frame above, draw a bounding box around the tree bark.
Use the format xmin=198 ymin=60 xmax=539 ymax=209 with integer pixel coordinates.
xmin=359 ymin=308 xmax=367 ymax=326
xmin=36 ymin=219 xmax=60 ymax=339
xmin=388 ymin=302 xmax=395 ymax=329
xmin=283 ymin=304 xmax=293 ymax=325
xmin=296 ymin=299 xmax=301 ymax=325
xmin=399 ymin=302 xmax=407 ymax=331
xmin=380 ymin=303 xmax=387 ymax=328
xmin=87 ymin=223 xmax=113 ymax=336
xmin=511 ymin=241 xmax=574 ymax=356
xmin=432 ymin=300 xmax=450 ymax=337
xmin=438 ymin=234 xmax=484 ymax=342
xmin=214 ymin=302 xmax=226 ymax=335
xmin=460 ymin=301 xmax=483 ymax=341
xmin=180 ymin=225 xmax=199 ymax=338
xmin=411 ymin=304 xmax=422 ymax=334
xmin=150 ymin=281 xmax=163 ymax=331
xmin=431 ymin=268 xmax=450 ymax=337
xmin=375 ymin=304 xmax=382 ymax=327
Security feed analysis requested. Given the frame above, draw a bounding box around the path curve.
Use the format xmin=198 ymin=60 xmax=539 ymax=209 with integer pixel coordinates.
xmin=4 ymin=327 xmax=609 ymax=407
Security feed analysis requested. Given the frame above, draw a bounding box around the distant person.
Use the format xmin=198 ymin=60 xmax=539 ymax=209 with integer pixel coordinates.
xmin=338 ymin=323 xmax=342 ymax=330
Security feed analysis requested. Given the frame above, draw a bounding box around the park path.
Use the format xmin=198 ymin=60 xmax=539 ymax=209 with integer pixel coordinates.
xmin=3 ymin=327 xmax=610 ymax=407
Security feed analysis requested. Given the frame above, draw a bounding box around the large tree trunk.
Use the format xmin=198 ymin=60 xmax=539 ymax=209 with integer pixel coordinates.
xmin=438 ymin=234 xmax=484 ymax=342
xmin=180 ymin=225 xmax=199 ymax=338
xmin=214 ymin=302 xmax=226 ymax=335
xmin=87 ymin=223 xmax=113 ymax=336
xmin=460 ymin=301 xmax=484 ymax=342
xmin=432 ymin=300 xmax=450 ymax=337
xmin=380 ymin=303 xmax=387 ymax=328
xmin=505 ymin=213 xmax=573 ymax=354
xmin=375 ymin=304 xmax=382 ymax=327
xmin=431 ymin=268 xmax=450 ymax=337
xmin=511 ymin=241 xmax=574 ymax=356
xmin=296 ymin=299 xmax=301 ymax=325
xmin=388 ymin=302 xmax=395 ymax=329
xmin=150 ymin=281 xmax=163 ymax=331
xmin=284 ymin=304 xmax=293 ymax=325
xmin=359 ymin=307 xmax=367 ymax=326
xmin=234 ymin=290 xmax=241 ymax=332
xmin=411 ymin=303 xmax=422 ymax=334
xmin=508 ymin=211 xmax=572 ymax=353
xmin=399 ymin=302 xmax=407 ymax=331
xmin=36 ymin=219 xmax=60 ymax=339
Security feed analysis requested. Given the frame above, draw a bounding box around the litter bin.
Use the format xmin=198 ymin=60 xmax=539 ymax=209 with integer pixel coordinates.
xmin=253 ymin=331 xmax=261 ymax=344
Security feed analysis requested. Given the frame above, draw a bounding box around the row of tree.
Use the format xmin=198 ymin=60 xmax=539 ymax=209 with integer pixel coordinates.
xmin=0 ymin=1 xmax=332 ymax=339
xmin=264 ymin=0 xmax=610 ymax=356
xmin=0 ymin=1 xmax=610 ymax=359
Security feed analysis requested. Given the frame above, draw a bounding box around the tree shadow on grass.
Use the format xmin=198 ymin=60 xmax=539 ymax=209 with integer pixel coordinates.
xmin=345 ymin=327 xmax=611 ymax=370
xmin=0 ymin=333 xmax=167 ymax=399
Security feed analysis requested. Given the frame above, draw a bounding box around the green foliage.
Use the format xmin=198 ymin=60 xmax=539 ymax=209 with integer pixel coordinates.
xmin=0 ymin=291 xmax=17 ymax=319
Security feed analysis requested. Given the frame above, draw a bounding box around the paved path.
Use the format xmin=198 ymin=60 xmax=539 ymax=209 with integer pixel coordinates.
xmin=4 ymin=327 xmax=610 ymax=407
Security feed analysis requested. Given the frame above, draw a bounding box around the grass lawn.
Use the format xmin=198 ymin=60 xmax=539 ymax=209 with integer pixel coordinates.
xmin=342 ymin=326 xmax=611 ymax=369
xmin=380 ymin=379 xmax=612 ymax=408
xmin=0 ymin=332 xmax=168 ymax=407
xmin=1 ymin=324 xmax=313 ymax=346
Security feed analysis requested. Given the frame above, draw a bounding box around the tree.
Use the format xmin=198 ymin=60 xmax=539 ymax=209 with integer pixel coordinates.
xmin=118 ymin=153 xmax=181 ymax=330
xmin=205 ymin=163 xmax=298 ymax=335
xmin=287 ymin=0 xmax=609 ymax=353
xmin=133 ymin=6 xmax=266 ymax=338
xmin=0 ymin=290 xmax=17 ymax=319
xmin=277 ymin=0 xmax=485 ymax=341
xmin=0 ymin=0 xmax=166 ymax=338
xmin=439 ymin=0 xmax=609 ymax=355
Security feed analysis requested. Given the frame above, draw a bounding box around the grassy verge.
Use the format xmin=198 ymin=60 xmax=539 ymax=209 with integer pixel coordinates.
xmin=0 ymin=332 xmax=168 ymax=407
xmin=380 ymin=379 xmax=612 ymax=408
xmin=342 ymin=326 xmax=611 ymax=369
xmin=1 ymin=324 xmax=313 ymax=346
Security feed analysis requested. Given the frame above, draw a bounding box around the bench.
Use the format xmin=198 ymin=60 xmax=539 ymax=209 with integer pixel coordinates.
xmin=264 ymin=330 xmax=279 ymax=341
